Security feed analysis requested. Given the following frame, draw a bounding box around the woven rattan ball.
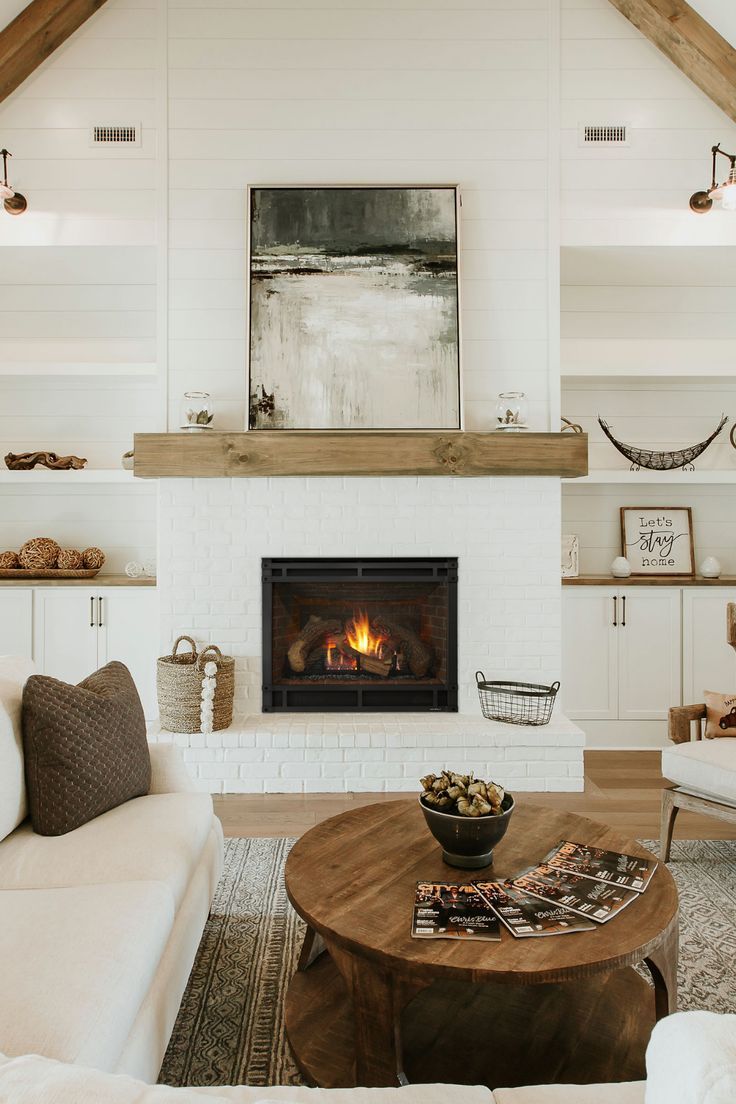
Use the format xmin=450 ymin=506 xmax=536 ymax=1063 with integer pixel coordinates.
xmin=57 ymin=548 xmax=83 ymax=570
xmin=0 ymin=551 xmax=20 ymax=569
xmin=82 ymin=546 xmax=105 ymax=569
xmin=19 ymin=537 xmax=59 ymax=569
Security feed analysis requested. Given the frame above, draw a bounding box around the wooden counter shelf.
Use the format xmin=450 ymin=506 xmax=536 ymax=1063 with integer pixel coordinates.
xmin=564 ymin=575 xmax=736 ymax=587
xmin=0 ymin=575 xmax=156 ymax=587
xmin=133 ymin=430 xmax=588 ymax=479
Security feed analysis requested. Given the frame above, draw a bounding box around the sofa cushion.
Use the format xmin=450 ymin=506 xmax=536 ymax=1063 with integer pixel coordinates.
xmin=0 ymin=657 xmax=34 ymax=844
xmin=646 ymin=1010 xmax=736 ymax=1103
xmin=0 ymin=1057 xmax=494 ymax=1104
xmin=493 ymin=1085 xmax=644 ymax=1103
xmin=661 ymin=738 xmax=736 ymax=806
xmin=0 ymin=792 xmax=214 ymax=909
xmin=0 ymin=881 xmax=174 ymax=1070
xmin=22 ymin=661 xmax=150 ymax=836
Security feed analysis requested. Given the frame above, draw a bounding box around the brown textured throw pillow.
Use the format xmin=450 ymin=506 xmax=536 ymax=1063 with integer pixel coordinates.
xmin=22 ymin=661 xmax=151 ymax=835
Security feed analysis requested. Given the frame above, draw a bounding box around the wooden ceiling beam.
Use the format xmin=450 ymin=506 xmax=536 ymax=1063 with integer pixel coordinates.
xmin=0 ymin=0 xmax=109 ymax=104
xmin=607 ymin=0 xmax=736 ymax=124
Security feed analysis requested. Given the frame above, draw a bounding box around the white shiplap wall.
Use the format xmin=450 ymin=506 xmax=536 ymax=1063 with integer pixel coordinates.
xmin=0 ymin=0 xmax=163 ymax=566
xmin=167 ymin=0 xmax=557 ymax=434
xmin=560 ymin=0 xmax=736 ymax=582
xmin=561 ymin=0 xmax=736 ymax=248
xmin=0 ymin=0 xmax=560 ymax=570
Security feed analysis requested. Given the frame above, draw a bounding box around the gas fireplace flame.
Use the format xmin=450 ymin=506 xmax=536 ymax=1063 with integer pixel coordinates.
xmin=345 ymin=610 xmax=386 ymax=657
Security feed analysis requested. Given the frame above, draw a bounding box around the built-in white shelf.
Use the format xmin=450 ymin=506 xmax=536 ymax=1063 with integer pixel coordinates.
xmin=564 ymin=470 xmax=736 ymax=485
xmin=0 ymin=363 xmax=157 ymax=378
xmin=562 ymin=372 xmax=736 ymax=381
xmin=561 ymin=338 xmax=736 ymax=380
xmin=0 ymin=469 xmax=144 ymax=484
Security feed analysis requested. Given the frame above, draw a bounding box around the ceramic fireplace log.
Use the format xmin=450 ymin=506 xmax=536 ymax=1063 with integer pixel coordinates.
xmin=287 ymin=616 xmax=342 ymax=673
xmin=372 ymin=616 xmax=433 ymax=678
xmin=339 ymin=640 xmax=392 ymax=677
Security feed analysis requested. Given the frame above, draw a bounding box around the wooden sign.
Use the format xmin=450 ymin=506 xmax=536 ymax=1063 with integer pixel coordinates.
xmin=620 ymin=507 xmax=695 ymax=577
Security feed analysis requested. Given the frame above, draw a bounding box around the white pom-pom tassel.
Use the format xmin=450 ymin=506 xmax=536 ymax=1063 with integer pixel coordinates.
xmin=199 ymin=665 xmax=217 ymax=734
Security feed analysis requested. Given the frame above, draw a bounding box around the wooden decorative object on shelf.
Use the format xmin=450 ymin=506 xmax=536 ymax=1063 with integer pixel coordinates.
xmin=57 ymin=548 xmax=83 ymax=569
xmin=0 ymin=567 xmax=101 ymax=579
xmin=81 ymin=547 xmax=105 ymax=569
xmin=18 ymin=537 xmax=59 ymax=568
xmin=1 ymin=537 xmax=106 ymax=578
xmin=133 ymin=430 xmax=589 ymax=479
xmin=5 ymin=451 xmax=87 ymax=470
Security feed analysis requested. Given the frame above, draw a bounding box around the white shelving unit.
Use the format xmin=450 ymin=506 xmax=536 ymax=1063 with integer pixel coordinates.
xmin=0 ymin=470 xmax=145 ymax=484
xmin=0 ymin=363 xmax=158 ymax=378
xmin=565 ymin=470 xmax=736 ymax=485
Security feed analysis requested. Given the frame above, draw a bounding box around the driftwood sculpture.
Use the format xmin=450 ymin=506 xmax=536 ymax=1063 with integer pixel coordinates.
xmin=5 ymin=451 xmax=87 ymax=471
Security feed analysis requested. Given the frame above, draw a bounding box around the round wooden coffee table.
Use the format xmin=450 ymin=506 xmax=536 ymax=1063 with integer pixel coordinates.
xmin=284 ymin=799 xmax=678 ymax=1090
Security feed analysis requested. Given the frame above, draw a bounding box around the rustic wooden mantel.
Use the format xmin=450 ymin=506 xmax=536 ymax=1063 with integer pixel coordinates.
xmin=133 ymin=431 xmax=588 ymax=479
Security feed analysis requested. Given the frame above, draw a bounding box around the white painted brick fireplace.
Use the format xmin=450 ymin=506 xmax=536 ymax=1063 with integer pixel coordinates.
xmin=152 ymin=474 xmax=584 ymax=793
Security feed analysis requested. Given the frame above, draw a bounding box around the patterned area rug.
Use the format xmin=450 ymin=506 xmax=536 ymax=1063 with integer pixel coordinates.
xmin=158 ymin=836 xmax=736 ymax=1088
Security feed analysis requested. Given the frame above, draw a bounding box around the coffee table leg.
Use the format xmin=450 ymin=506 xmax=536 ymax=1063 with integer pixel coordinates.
xmin=328 ymin=942 xmax=425 ymax=1087
xmin=644 ymin=918 xmax=678 ymax=1019
xmin=297 ymin=925 xmax=326 ymax=972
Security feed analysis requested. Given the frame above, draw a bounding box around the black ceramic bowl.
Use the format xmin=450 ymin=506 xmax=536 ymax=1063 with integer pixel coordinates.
xmin=419 ymin=792 xmax=515 ymax=869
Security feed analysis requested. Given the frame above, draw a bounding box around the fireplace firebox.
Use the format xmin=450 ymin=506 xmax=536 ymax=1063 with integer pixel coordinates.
xmin=262 ymin=558 xmax=458 ymax=712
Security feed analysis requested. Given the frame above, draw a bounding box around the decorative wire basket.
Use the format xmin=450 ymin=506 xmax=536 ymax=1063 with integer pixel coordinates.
xmin=475 ymin=671 xmax=560 ymax=727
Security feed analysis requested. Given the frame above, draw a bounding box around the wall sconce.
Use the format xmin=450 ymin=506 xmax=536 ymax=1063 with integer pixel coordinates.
xmin=690 ymin=143 xmax=736 ymax=213
xmin=0 ymin=149 xmax=27 ymax=215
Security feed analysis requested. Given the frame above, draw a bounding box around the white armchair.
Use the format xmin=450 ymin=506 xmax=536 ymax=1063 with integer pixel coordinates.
xmin=660 ymin=601 xmax=736 ymax=861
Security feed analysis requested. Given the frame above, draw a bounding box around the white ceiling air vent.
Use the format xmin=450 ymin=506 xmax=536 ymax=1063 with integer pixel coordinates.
xmin=90 ymin=124 xmax=141 ymax=147
xmin=579 ymin=124 xmax=629 ymax=147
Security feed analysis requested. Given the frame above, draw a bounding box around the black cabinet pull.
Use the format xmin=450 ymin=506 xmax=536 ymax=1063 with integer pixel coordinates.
xmin=98 ymin=596 xmax=103 ymax=628
xmin=612 ymin=596 xmax=618 ymax=627
xmin=622 ymin=595 xmax=626 ymax=627
xmin=90 ymin=596 xmax=95 ymax=627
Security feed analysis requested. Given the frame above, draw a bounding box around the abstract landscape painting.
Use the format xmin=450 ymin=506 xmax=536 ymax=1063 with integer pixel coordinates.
xmin=247 ymin=186 xmax=461 ymax=430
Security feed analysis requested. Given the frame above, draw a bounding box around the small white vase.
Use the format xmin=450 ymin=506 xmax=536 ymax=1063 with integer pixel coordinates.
xmin=700 ymin=556 xmax=722 ymax=579
xmin=611 ymin=556 xmax=632 ymax=579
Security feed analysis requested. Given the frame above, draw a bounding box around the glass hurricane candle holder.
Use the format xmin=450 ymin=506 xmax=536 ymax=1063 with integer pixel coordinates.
xmin=494 ymin=391 xmax=529 ymax=431
xmin=181 ymin=391 xmax=214 ymax=431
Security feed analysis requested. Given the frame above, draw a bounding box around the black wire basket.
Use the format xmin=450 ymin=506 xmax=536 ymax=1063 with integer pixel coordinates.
xmin=475 ymin=671 xmax=560 ymax=727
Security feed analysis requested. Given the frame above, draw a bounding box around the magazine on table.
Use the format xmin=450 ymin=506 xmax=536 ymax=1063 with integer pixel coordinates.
xmin=542 ymin=840 xmax=657 ymax=893
xmin=510 ymin=863 xmax=640 ymax=924
xmin=474 ymin=880 xmax=596 ymax=938
xmin=411 ymin=882 xmax=501 ymax=941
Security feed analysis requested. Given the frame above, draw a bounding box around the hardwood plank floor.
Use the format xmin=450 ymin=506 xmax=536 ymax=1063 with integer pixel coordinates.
xmin=213 ymin=749 xmax=736 ymax=842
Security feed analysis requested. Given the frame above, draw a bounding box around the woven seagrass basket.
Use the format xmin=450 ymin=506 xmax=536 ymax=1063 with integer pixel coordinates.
xmin=157 ymin=635 xmax=234 ymax=734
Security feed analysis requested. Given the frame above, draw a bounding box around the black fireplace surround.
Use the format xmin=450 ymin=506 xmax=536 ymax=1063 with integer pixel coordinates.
xmin=262 ymin=557 xmax=458 ymax=712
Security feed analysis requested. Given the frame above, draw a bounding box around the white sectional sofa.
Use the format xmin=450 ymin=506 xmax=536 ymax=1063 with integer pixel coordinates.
xmin=2 ymin=653 xmax=735 ymax=1103
xmin=0 ymin=655 xmax=224 ymax=1082
xmin=0 ymin=1011 xmax=735 ymax=1103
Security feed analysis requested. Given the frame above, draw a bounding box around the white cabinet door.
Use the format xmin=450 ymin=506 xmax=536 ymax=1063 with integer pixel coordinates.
xmin=97 ymin=589 xmax=159 ymax=719
xmin=683 ymin=589 xmax=736 ymax=703
xmin=33 ymin=589 xmax=99 ymax=686
xmin=562 ymin=588 xmax=618 ymax=720
xmin=0 ymin=590 xmax=33 ymax=659
xmin=617 ymin=588 xmax=681 ymax=721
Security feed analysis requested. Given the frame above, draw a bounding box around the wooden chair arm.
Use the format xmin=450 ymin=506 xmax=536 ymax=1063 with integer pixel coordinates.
xmin=669 ymin=703 xmax=706 ymax=744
